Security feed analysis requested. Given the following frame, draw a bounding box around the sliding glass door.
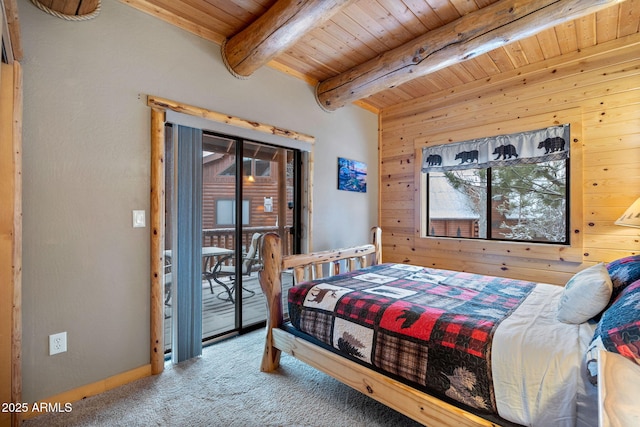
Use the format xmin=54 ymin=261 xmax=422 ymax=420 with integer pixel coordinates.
xmin=165 ymin=126 xmax=300 ymax=358
xmin=235 ymin=140 xmax=300 ymax=329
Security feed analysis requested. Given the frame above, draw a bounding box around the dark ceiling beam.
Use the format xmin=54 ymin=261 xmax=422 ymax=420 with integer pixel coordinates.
xmin=222 ymin=0 xmax=353 ymax=78
xmin=315 ymin=0 xmax=623 ymax=111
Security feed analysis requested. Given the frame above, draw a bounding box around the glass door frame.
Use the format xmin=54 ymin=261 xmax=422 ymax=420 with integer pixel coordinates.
xmin=148 ymin=99 xmax=315 ymax=373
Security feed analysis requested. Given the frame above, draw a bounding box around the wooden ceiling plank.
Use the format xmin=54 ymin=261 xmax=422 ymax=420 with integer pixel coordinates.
xmin=469 ymin=53 xmax=502 ymax=76
xmin=422 ymin=70 xmax=456 ymax=90
xmin=320 ymin=18 xmax=378 ymax=61
xmin=316 ymin=0 xmax=623 ymax=110
xmin=448 ymin=0 xmax=483 ymax=16
xmin=284 ymin=32 xmax=354 ymax=76
xmin=424 ymin=0 xmax=462 ymax=24
xmin=330 ymin=12 xmax=392 ymax=54
xmin=365 ymin=0 xmax=415 ymax=41
xmin=177 ymin=0 xmax=248 ymax=31
xmin=473 ymin=0 xmax=499 ymax=7
xmin=298 ymin=32 xmax=348 ymax=63
xmin=553 ymin=21 xmax=579 ymax=54
xmin=342 ymin=2 xmax=409 ymax=50
xmin=370 ymin=86 xmax=414 ymax=106
xmin=357 ymin=97 xmax=385 ymax=111
xmin=399 ymin=0 xmax=446 ymax=30
xmin=576 ymin=13 xmax=598 ymax=48
xmin=404 ymin=74 xmax=445 ymax=94
xmin=439 ymin=63 xmax=471 ymax=85
xmin=448 ymin=62 xmax=480 ymax=83
xmin=302 ymin=27 xmax=371 ymax=70
xmin=456 ymin=59 xmax=490 ymax=80
xmin=617 ymin=0 xmax=640 ymax=37
xmin=223 ymin=0 xmax=271 ymax=9
xmin=266 ymin=58 xmax=319 ymax=86
xmin=503 ymin=41 xmax=530 ymax=69
xmin=596 ymin=4 xmax=621 ymax=43
xmin=275 ymin=47 xmax=340 ymax=80
xmin=517 ymin=35 xmax=546 ymax=63
xmin=121 ymin=0 xmax=228 ymax=44
xmin=295 ymin=33 xmax=360 ymax=73
xmin=536 ymin=27 xmax=562 ymax=59
xmin=202 ymin=0 xmax=270 ymax=24
xmin=397 ymin=78 xmax=436 ymax=97
xmin=159 ymin=0 xmax=239 ymax=33
xmin=486 ymin=48 xmax=517 ymax=73
xmin=375 ymin=0 xmax=429 ymax=37
xmin=222 ymin=0 xmax=353 ymax=77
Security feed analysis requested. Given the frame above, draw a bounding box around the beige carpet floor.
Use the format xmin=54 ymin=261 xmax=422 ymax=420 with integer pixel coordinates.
xmin=24 ymin=329 xmax=422 ymax=427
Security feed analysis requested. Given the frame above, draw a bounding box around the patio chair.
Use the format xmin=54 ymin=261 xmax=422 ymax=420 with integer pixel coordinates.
xmin=164 ymin=260 xmax=172 ymax=319
xmin=208 ymin=232 xmax=263 ymax=303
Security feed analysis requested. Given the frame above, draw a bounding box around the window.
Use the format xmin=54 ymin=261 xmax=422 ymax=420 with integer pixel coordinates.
xmin=423 ymin=125 xmax=569 ymax=244
xmin=216 ymin=199 xmax=250 ymax=225
xmin=254 ymin=159 xmax=271 ymax=177
xmin=221 ymin=158 xmax=271 ymax=177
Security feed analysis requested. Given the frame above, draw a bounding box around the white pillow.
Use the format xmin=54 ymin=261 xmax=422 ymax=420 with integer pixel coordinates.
xmin=557 ymin=263 xmax=612 ymax=324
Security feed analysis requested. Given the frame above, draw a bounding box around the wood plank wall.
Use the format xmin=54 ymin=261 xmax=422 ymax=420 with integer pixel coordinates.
xmin=379 ymin=33 xmax=640 ymax=286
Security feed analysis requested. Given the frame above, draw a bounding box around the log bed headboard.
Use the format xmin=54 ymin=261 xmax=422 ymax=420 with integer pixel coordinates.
xmin=258 ymin=226 xmax=382 ymax=370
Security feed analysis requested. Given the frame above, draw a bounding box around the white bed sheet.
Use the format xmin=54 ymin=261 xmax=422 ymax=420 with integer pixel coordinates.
xmin=492 ymin=283 xmax=597 ymax=427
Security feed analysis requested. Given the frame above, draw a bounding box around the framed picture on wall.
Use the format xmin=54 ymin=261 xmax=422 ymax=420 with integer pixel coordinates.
xmin=337 ymin=157 xmax=367 ymax=193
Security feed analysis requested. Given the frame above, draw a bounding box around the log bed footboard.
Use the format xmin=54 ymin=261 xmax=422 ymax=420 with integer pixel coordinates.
xmin=258 ymin=227 xmax=496 ymax=427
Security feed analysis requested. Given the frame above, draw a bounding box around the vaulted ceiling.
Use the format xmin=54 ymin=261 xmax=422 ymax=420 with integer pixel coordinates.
xmin=22 ymin=0 xmax=640 ymax=112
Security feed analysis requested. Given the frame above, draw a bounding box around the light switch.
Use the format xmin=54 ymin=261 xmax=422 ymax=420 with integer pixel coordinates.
xmin=133 ymin=210 xmax=146 ymax=228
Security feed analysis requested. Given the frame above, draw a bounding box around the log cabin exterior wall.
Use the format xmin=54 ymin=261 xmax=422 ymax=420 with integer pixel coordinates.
xmin=379 ymin=32 xmax=640 ymax=286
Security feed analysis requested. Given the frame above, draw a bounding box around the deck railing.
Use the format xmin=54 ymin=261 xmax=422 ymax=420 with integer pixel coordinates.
xmin=202 ymin=226 xmax=294 ymax=256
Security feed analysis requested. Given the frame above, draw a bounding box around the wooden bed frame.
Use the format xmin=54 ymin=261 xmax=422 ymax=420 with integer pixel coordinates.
xmin=258 ymin=227 xmax=499 ymax=427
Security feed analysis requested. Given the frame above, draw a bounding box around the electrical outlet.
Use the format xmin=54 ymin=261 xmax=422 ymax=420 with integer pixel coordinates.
xmin=49 ymin=332 xmax=67 ymax=355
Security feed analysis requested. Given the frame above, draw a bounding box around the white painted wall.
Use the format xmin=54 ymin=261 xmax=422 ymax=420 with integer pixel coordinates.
xmin=19 ymin=0 xmax=378 ymax=402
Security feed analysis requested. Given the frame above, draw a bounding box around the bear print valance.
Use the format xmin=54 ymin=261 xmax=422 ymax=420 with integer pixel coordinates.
xmin=421 ymin=124 xmax=570 ymax=173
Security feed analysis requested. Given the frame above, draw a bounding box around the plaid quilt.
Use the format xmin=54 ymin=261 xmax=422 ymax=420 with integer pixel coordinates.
xmin=288 ymin=263 xmax=536 ymax=413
